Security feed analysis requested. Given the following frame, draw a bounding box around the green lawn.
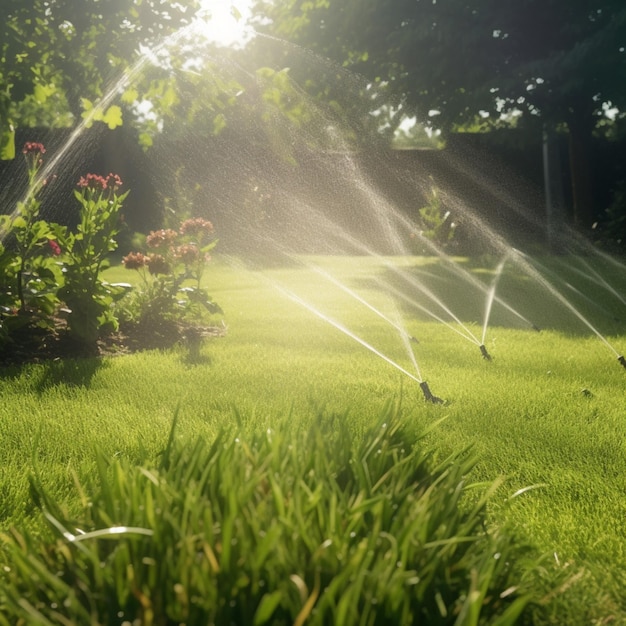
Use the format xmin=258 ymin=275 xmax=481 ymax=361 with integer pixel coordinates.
xmin=2 ymin=253 xmax=626 ymax=623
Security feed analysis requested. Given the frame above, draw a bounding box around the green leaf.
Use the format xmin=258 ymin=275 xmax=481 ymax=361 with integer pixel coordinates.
xmin=1 ymin=124 xmax=15 ymax=160
xmin=253 ymin=591 xmax=283 ymax=626
xmin=121 ymin=88 xmax=139 ymax=105
xmin=102 ymin=105 xmax=123 ymax=129
xmin=213 ymin=113 xmax=227 ymax=134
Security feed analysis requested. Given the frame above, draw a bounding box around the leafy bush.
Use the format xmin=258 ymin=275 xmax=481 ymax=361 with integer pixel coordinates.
xmin=0 ymin=143 xmax=63 ymax=326
xmin=118 ymin=217 xmax=221 ymax=331
xmin=57 ymin=173 xmax=132 ymax=348
xmin=0 ymin=142 xmax=222 ymax=356
xmin=411 ymin=183 xmax=457 ymax=252
xmin=0 ymin=404 xmax=535 ymax=625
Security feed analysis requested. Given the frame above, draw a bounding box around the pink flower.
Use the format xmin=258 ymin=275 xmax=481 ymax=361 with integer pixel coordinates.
xmin=180 ymin=217 xmax=214 ymax=237
xmin=77 ymin=173 xmax=108 ymax=191
xmin=146 ymin=229 xmax=178 ymax=249
xmin=22 ymin=142 xmax=46 ymax=170
xmin=22 ymin=142 xmax=46 ymax=155
xmin=122 ymin=252 xmax=148 ymax=270
xmin=146 ymin=254 xmax=170 ymax=275
xmin=106 ymin=173 xmax=123 ymax=190
xmin=48 ymin=239 xmax=61 ymax=256
xmin=173 ymin=243 xmax=200 ymax=264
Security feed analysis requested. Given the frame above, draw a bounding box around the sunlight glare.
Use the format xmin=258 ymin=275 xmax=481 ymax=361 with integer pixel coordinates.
xmin=196 ymin=0 xmax=253 ymax=47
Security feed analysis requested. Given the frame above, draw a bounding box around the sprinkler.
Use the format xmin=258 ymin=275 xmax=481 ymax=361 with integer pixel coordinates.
xmin=532 ymin=324 xmax=541 ymax=332
xmin=419 ymin=381 xmax=444 ymax=404
xmin=409 ymin=335 xmax=419 ymax=344
xmin=618 ymin=355 xmax=626 ymax=370
xmin=479 ymin=344 xmax=492 ymax=361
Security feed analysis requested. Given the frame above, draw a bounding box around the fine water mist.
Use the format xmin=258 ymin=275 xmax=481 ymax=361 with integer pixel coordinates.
xmin=5 ymin=12 xmax=626 ymax=391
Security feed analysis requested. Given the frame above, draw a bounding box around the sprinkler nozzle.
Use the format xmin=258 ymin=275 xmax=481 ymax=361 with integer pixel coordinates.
xmin=409 ymin=335 xmax=419 ymax=344
xmin=532 ymin=324 xmax=541 ymax=332
xmin=618 ymin=355 xmax=626 ymax=370
xmin=479 ymin=344 xmax=492 ymax=361
xmin=419 ymin=381 xmax=444 ymax=404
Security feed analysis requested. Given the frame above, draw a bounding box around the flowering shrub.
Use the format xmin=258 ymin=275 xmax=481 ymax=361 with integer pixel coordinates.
xmin=0 ymin=142 xmax=64 ymax=338
xmin=0 ymin=143 xmax=130 ymax=353
xmin=56 ymin=171 xmax=131 ymax=348
xmin=1 ymin=142 xmax=223 ymax=358
xmin=120 ymin=217 xmax=221 ymax=329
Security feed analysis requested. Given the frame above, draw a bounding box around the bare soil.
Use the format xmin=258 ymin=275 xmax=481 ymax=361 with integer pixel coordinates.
xmin=0 ymin=315 xmax=226 ymax=368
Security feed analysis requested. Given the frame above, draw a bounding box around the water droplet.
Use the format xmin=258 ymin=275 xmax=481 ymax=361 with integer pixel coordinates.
xmin=493 ymin=552 xmax=501 ymax=560
xmin=381 ymin=423 xmax=387 ymax=429
xmin=349 ymin=531 xmax=356 ymax=538
xmin=235 ymin=437 xmax=240 ymax=443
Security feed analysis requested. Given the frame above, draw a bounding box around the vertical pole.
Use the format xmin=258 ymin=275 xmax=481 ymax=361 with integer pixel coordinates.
xmin=542 ymin=125 xmax=565 ymax=250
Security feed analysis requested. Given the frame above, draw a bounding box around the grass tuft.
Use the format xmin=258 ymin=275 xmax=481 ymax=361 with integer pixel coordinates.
xmin=0 ymin=404 xmax=535 ymax=625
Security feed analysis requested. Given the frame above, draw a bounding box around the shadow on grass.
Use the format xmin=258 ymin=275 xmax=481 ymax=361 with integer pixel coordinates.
xmin=35 ymin=357 xmax=108 ymax=391
xmin=0 ymin=356 xmax=108 ymax=391
xmin=353 ymin=256 xmax=626 ymax=337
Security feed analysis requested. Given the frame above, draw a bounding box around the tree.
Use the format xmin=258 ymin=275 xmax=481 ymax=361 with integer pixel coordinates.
xmin=252 ymin=0 xmax=626 ymax=228
xmin=1 ymin=0 xmax=201 ymax=158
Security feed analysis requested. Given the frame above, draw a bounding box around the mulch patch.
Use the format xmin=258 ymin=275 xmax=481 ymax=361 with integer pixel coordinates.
xmin=0 ymin=316 xmax=226 ymax=368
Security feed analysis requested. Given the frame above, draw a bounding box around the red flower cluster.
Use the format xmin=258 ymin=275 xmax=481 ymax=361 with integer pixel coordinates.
xmin=146 ymin=229 xmax=178 ymax=249
xmin=22 ymin=142 xmax=46 ymax=170
xmin=78 ymin=173 xmax=108 ymax=191
xmin=22 ymin=142 xmax=46 ymax=155
xmin=173 ymin=243 xmax=200 ymax=264
xmin=122 ymin=252 xmax=148 ymax=270
xmin=146 ymin=254 xmax=170 ymax=275
xmin=106 ymin=173 xmax=123 ymax=190
xmin=180 ymin=217 xmax=214 ymax=237
xmin=48 ymin=239 xmax=61 ymax=256
xmin=122 ymin=251 xmax=169 ymax=275
xmin=77 ymin=172 xmax=123 ymax=191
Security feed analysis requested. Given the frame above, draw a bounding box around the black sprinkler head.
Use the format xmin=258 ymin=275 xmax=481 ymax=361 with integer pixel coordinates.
xmin=420 ymin=381 xmax=444 ymax=405
xmin=618 ymin=355 xmax=626 ymax=370
xmin=532 ymin=324 xmax=541 ymax=332
xmin=479 ymin=344 xmax=492 ymax=361
xmin=409 ymin=335 xmax=420 ymax=344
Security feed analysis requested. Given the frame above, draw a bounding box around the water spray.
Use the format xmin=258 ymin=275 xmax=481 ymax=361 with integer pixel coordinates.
xmin=419 ymin=381 xmax=444 ymax=404
xmin=479 ymin=344 xmax=492 ymax=361
xmin=277 ymin=287 xmax=445 ymax=404
xmin=307 ymin=263 xmax=420 ymax=343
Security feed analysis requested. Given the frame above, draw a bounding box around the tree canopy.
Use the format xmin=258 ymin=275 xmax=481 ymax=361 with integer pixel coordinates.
xmin=253 ymin=0 xmax=626 ymax=225
xmin=1 ymin=0 xmax=201 ymax=158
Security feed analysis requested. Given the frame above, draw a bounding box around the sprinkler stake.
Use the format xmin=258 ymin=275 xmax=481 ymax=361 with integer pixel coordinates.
xmin=618 ymin=355 xmax=626 ymax=370
xmin=479 ymin=344 xmax=492 ymax=361
xmin=531 ymin=324 xmax=541 ymax=332
xmin=409 ymin=335 xmax=419 ymax=344
xmin=420 ymin=381 xmax=444 ymax=404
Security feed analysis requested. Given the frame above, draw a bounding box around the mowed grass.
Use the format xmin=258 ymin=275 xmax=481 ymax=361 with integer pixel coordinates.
xmin=2 ymin=253 xmax=626 ymax=623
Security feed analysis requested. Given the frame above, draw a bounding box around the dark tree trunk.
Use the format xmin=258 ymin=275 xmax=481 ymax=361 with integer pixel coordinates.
xmin=566 ymin=112 xmax=595 ymax=229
